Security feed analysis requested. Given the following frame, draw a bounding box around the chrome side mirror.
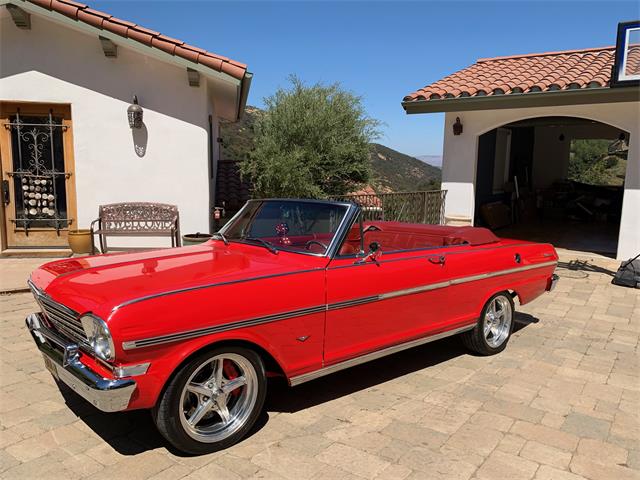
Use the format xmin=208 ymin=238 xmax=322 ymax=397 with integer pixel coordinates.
xmin=366 ymin=241 xmax=382 ymax=263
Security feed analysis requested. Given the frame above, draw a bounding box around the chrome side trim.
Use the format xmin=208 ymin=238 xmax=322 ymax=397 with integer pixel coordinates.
xmin=380 ymin=280 xmax=450 ymax=300
xmin=121 ymin=304 xmax=326 ymax=350
xmin=326 ymin=296 xmax=378 ymax=310
xmin=289 ymin=324 xmax=476 ymax=386
xmin=113 ymin=267 xmax=324 ymax=312
xmin=121 ymin=260 xmax=557 ymax=350
xmin=449 ymin=261 xmax=558 ymax=285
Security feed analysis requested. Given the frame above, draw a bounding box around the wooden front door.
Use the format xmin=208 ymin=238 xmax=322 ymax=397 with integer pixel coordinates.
xmin=0 ymin=103 xmax=77 ymax=249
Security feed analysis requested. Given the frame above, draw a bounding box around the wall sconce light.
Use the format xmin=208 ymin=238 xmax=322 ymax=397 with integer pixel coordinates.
xmin=453 ymin=117 xmax=463 ymax=136
xmin=127 ymin=95 xmax=143 ymax=129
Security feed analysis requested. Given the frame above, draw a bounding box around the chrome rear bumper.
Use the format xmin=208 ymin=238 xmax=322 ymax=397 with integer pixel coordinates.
xmin=26 ymin=313 xmax=136 ymax=412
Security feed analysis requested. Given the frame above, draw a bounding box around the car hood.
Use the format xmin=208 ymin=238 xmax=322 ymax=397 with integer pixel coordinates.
xmin=30 ymin=241 xmax=326 ymax=319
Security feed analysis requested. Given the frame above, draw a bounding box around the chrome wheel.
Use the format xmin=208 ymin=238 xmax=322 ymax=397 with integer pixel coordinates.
xmin=483 ymin=295 xmax=512 ymax=348
xmin=179 ymin=353 xmax=258 ymax=443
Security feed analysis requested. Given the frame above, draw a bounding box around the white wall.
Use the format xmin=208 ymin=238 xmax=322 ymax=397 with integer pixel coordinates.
xmin=441 ymin=101 xmax=640 ymax=260
xmin=0 ymin=11 xmax=220 ymax=246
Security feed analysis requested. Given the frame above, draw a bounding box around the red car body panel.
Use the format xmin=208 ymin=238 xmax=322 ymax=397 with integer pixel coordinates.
xmin=29 ymin=221 xmax=558 ymax=411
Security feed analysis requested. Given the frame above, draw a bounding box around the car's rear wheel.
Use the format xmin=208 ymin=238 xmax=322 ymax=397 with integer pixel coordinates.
xmin=152 ymin=346 xmax=266 ymax=454
xmin=461 ymin=292 xmax=514 ymax=355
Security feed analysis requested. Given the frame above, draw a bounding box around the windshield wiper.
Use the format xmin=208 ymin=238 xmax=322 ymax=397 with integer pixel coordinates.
xmin=243 ymin=236 xmax=278 ymax=254
xmin=212 ymin=232 xmax=229 ymax=245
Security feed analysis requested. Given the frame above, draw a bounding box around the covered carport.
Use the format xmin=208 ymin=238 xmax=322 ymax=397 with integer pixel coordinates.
xmin=476 ymin=116 xmax=628 ymax=256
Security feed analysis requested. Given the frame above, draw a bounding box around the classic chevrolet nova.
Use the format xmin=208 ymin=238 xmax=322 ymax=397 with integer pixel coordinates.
xmin=26 ymin=199 xmax=558 ymax=453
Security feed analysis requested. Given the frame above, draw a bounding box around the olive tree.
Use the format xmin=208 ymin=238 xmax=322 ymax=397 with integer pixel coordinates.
xmin=240 ymin=76 xmax=380 ymax=198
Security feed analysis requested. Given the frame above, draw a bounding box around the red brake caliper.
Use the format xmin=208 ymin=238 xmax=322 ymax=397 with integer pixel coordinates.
xmin=222 ymin=360 xmax=241 ymax=397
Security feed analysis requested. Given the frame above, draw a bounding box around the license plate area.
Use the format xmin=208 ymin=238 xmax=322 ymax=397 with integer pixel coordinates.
xmin=43 ymin=354 xmax=59 ymax=379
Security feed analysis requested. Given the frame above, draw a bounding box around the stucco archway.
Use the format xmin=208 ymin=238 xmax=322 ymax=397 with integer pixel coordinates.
xmin=474 ymin=116 xmax=629 ymax=257
xmin=440 ymin=101 xmax=639 ymax=260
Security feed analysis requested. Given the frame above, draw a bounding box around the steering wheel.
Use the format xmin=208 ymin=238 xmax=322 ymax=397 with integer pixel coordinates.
xmin=305 ymin=240 xmax=328 ymax=251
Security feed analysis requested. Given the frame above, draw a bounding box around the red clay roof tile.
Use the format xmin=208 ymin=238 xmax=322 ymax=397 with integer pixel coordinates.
xmin=126 ymin=28 xmax=153 ymax=45
xmin=51 ymin=0 xmax=79 ymax=19
xmin=404 ymin=46 xmax=630 ymax=103
xmin=29 ymin=0 xmax=52 ymax=8
xmin=76 ymin=9 xmax=103 ymax=28
xmin=24 ymin=0 xmax=248 ymax=80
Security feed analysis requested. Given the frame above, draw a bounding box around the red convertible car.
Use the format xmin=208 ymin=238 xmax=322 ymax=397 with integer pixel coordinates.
xmin=26 ymin=199 xmax=558 ymax=453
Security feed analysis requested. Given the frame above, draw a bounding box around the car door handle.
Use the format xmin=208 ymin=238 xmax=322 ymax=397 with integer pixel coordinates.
xmin=428 ymin=255 xmax=445 ymax=265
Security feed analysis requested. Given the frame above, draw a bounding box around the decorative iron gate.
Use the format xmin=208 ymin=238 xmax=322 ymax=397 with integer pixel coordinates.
xmin=4 ymin=110 xmax=71 ymax=234
xmin=332 ymin=190 xmax=447 ymax=224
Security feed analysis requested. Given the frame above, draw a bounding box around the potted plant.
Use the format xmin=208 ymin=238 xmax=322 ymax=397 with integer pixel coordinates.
xmin=68 ymin=229 xmax=93 ymax=254
xmin=182 ymin=232 xmax=213 ymax=246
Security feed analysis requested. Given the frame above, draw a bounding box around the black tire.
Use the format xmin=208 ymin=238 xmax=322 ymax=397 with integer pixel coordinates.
xmin=152 ymin=346 xmax=266 ymax=455
xmin=461 ymin=292 xmax=515 ymax=355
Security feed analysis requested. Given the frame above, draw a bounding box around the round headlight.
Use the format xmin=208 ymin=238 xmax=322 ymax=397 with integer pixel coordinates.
xmin=80 ymin=314 xmax=115 ymax=362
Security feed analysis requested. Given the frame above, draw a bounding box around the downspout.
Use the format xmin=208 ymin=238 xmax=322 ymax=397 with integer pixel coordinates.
xmin=208 ymin=114 xmax=215 ymax=233
xmin=237 ymin=72 xmax=253 ymax=120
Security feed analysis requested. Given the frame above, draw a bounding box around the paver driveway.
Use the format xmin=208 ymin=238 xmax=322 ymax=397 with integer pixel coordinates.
xmin=0 ymin=256 xmax=638 ymax=480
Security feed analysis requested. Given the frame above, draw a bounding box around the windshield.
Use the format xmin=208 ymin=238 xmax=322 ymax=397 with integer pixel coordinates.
xmin=221 ymin=200 xmax=350 ymax=255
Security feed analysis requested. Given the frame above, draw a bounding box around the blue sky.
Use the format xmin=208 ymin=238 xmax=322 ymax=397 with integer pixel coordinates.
xmin=94 ymin=1 xmax=639 ymax=157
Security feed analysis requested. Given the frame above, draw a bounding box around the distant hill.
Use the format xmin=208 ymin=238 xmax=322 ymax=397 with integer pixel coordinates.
xmin=220 ymin=106 xmax=263 ymax=161
xmin=369 ymin=143 xmax=441 ymax=193
xmin=416 ymin=154 xmax=443 ymax=168
xmin=220 ymin=107 xmax=442 ymax=193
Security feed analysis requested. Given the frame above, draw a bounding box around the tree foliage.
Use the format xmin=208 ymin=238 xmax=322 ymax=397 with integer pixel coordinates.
xmin=568 ymin=139 xmax=627 ymax=186
xmin=240 ymin=76 xmax=381 ymax=198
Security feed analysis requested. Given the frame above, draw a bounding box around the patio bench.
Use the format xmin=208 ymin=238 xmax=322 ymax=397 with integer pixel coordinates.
xmin=91 ymin=202 xmax=181 ymax=253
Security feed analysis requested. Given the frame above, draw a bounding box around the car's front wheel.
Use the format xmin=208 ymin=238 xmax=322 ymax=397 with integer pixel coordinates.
xmin=153 ymin=346 xmax=266 ymax=454
xmin=461 ymin=292 xmax=514 ymax=355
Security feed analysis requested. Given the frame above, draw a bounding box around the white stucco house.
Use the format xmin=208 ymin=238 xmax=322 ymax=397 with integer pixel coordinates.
xmin=403 ymin=39 xmax=639 ymax=260
xmin=0 ymin=0 xmax=251 ymax=252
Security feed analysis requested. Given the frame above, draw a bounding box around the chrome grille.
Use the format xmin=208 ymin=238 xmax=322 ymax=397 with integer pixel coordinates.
xmin=29 ymin=282 xmax=89 ymax=348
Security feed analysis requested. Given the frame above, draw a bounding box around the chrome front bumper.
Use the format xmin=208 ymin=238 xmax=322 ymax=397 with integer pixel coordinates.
xmin=26 ymin=313 xmax=136 ymax=413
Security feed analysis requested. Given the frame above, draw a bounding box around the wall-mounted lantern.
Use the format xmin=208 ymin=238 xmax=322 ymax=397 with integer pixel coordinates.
xmin=127 ymin=96 xmax=143 ymax=129
xmin=453 ymin=117 xmax=463 ymax=136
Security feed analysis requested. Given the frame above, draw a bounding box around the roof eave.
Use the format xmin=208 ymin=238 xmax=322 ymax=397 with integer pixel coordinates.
xmin=402 ymin=87 xmax=640 ymax=114
xmin=10 ymin=0 xmax=245 ymax=87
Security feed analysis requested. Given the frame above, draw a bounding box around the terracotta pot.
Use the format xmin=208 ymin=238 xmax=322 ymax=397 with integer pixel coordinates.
xmin=182 ymin=232 xmax=213 ymax=246
xmin=444 ymin=214 xmax=472 ymax=227
xmin=68 ymin=229 xmax=93 ymax=254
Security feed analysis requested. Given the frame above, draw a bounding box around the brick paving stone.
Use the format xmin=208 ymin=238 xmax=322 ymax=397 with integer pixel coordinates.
xmin=577 ymin=438 xmax=629 ymax=466
xmin=474 ymin=450 xmax=539 ymax=480
xmin=534 ymin=465 xmax=588 ymax=480
xmin=147 ymin=464 xmax=194 ymax=480
xmin=315 ymin=443 xmax=390 ymax=479
xmin=570 ymin=455 xmax=640 ymax=480
xmin=511 ymin=421 xmax=580 ymax=452
xmin=627 ymin=450 xmax=640 ymax=471
xmin=446 ymin=424 xmax=504 ymax=457
xmin=381 ymin=421 xmax=448 ymax=449
xmin=467 ymin=410 xmax=514 ymax=432
xmin=399 ymin=446 xmax=477 ymax=480
xmin=562 ymin=412 xmax=611 ymax=440
xmin=496 ymin=433 xmax=527 ymax=455
xmin=520 ymin=440 xmax=572 ymax=469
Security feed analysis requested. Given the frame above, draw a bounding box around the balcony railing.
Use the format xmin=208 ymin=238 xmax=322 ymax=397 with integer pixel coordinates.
xmin=332 ymin=190 xmax=447 ymax=224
